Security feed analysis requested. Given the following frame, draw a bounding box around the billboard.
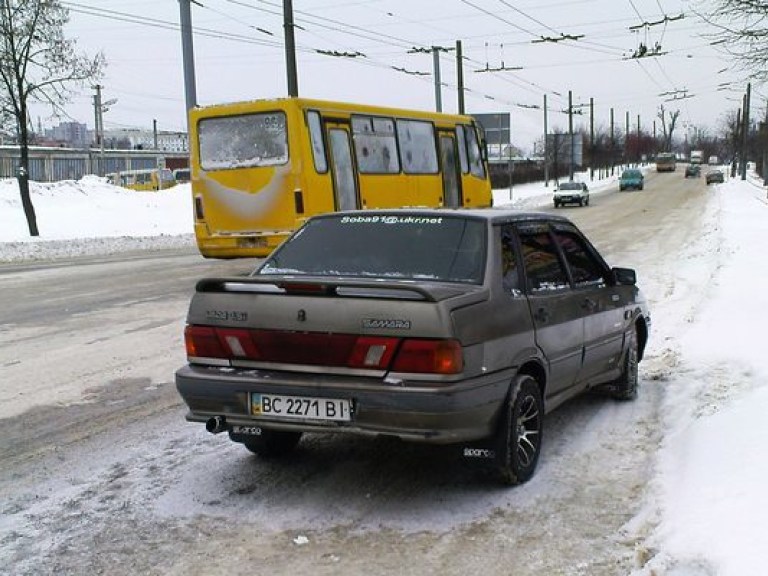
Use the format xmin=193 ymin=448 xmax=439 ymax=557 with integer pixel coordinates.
xmin=546 ymin=133 xmax=583 ymax=167
xmin=471 ymin=113 xmax=510 ymax=146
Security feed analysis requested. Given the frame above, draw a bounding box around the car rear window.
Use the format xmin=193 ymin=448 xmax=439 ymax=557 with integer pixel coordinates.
xmin=257 ymin=214 xmax=487 ymax=284
xmin=558 ymin=182 xmax=582 ymax=190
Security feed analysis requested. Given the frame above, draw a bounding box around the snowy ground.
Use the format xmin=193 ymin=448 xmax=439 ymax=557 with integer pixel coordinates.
xmin=2 ymin=169 xmax=768 ymax=574
xmin=0 ymin=176 xmax=195 ymax=262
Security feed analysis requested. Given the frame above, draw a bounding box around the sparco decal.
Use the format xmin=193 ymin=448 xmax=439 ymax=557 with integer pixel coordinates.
xmin=463 ymin=447 xmax=496 ymax=459
xmin=232 ymin=426 xmax=262 ymax=436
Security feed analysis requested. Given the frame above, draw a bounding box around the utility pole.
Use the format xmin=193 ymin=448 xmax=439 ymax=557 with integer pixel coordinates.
xmin=92 ymin=86 xmax=117 ymax=175
xmin=433 ymin=47 xmax=442 ymax=112
xmin=733 ymin=108 xmax=741 ymax=178
xmin=589 ymin=97 xmax=594 ymax=181
xmin=93 ymin=85 xmax=101 ymax=149
xmin=178 ymin=0 xmax=198 ymax=119
xmin=741 ymin=83 xmax=751 ymax=180
xmin=626 ymin=111 xmax=630 ymax=165
xmin=153 ymin=119 xmax=158 ymax=150
xmin=408 ymin=45 xmax=453 ymax=112
xmin=568 ymin=90 xmax=574 ymax=181
xmin=284 ymin=0 xmax=299 ymax=97
xmin=508 ymin=110 xmax=513 ymax=201
xmin=456 ymin=40 xmax=465 ymax=114
xmin=544 ymin=94 xmax=549 ymax=186
xmin=763 ymin=99 xmax=768 ymax=186
xmin=637 ymin=114 xmax=641 ymax=164
xmin=93 ymin=85 xmax=104 ymax=175
xmin=610 ymin=107 xmax=615 ymax=175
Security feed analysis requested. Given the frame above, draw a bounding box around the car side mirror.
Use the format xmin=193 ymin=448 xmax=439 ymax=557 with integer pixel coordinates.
xmin=612 ymin=267 xmax=636 ymax=286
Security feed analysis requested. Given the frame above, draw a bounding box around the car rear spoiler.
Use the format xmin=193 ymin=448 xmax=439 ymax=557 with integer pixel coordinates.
xmin=194 ymin=276 xmax=473 ymax=302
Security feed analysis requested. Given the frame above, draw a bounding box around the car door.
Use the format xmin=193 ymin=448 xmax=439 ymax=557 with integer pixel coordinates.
xmin=551 ymin=223 xmax=627 ymax=383
xmin=516 ymin=222 xmax=585 ymax=400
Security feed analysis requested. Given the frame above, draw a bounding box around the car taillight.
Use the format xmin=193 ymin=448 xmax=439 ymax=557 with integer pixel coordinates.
xmin=184 ymin=326 xmax=463 ymax=375
xmin=185 ymin=325 xmax=227 ymax=358
xmin=391 ymin=339 xmax=463 ymax=374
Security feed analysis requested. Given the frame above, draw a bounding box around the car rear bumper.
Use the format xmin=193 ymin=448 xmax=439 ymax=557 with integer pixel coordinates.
xmin=175 ymin=364 xmax=515 ymax=444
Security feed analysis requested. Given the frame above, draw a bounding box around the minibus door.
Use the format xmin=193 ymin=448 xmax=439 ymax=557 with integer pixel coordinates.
xmin=326 ymin=123 xmax=360 ymax=211
xmin=439 ymin=133 xmax=462 ymax=208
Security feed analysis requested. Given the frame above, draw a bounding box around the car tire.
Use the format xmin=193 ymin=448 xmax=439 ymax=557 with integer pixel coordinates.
xmin=612 ymin=330 xmax=638 ymax=401
xmin=554 ymin=201 xmax=559 ymax=208
xmin=242 ymin=429 xmax=302 ymax=458
xmin=639 ymin=185 xmax=644 ymax=190
xmin=585 ymin=196 xmax=590 ymax=206
xmin=496 ymin=375 xmax=543 ymax=485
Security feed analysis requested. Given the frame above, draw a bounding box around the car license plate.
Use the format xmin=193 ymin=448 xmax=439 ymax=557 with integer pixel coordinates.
xmin=251 ymin=393 xmax=352 ymax=422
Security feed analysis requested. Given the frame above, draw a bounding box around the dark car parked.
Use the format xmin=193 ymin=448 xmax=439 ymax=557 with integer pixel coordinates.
xmin=685 ymin=165 xmax=701 ymax=178
xmin=176 ymin=209 xmax=651 ymax=485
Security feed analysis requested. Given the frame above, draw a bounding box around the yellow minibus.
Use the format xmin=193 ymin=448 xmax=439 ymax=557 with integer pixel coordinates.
xmin=189 ymin=97 xmax=493 ymax=258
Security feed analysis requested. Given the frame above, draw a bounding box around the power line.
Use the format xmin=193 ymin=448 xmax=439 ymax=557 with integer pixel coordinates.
xmin=58 ymin=0 xmax=729 ymax=140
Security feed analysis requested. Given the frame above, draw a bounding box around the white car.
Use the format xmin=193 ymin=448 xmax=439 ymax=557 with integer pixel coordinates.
xmin=554 ymin=181 xmax=589 ymax=207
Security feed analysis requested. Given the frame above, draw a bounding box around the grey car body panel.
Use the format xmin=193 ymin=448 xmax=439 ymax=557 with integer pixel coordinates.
xmin=176 ymin=363 xmax=516 ymax=443
xmin=189 ymin=288 xmax=461 ymax=340
xmin=175 ymin=208 xmax=650 ymax=447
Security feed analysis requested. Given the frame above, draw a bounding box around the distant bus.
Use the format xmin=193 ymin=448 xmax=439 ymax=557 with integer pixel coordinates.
xmin=107 ymin=168 xmax=176 ymax=191
xmin=656 ymin=153 xmax=677 ymax=172
xmin=173 ymin=167 xmax=191 ymax=183
xmin=689 ymin=150 xmax=703 ymax=165
xmin=188 ymin=97 xmax=493 ymax=259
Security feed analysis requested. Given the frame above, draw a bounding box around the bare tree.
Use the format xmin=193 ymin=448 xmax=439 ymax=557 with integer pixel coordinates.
xmin=0 ymin=0 xmax=104 ymax=236
xmin=698 ymin=0 xmax=768 ymax=82
xmin=657 ymin=104 xmax=681 ymax=151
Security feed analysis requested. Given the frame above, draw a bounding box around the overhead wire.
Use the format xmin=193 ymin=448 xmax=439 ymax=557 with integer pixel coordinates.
xmin=59 ymin=0 xmax=720 ymax=136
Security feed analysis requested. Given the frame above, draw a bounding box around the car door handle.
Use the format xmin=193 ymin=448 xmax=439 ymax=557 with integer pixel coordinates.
xmin=533 ymin=307 xmax=550 ymax=322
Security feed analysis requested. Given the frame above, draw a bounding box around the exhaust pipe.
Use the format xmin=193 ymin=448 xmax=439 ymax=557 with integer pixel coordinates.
xmin=205 ymin=416 xmax=227 ymax=434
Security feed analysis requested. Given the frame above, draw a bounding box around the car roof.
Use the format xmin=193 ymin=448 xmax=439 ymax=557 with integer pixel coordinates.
xmin=312 ymin=207 xmax=573 ymax=226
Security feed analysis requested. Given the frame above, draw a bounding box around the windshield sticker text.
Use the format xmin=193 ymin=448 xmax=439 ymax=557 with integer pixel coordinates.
xmin=340 ymin=215 xmax=443 ymax=225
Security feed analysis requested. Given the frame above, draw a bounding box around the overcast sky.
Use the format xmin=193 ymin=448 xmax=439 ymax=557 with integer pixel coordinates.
xmin=36 ymin=0 xmax=764 ymax=149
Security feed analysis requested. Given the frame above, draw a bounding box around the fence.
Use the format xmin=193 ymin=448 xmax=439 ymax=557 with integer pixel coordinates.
xmin=0 ymin=146 xmax=189 ymax=182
